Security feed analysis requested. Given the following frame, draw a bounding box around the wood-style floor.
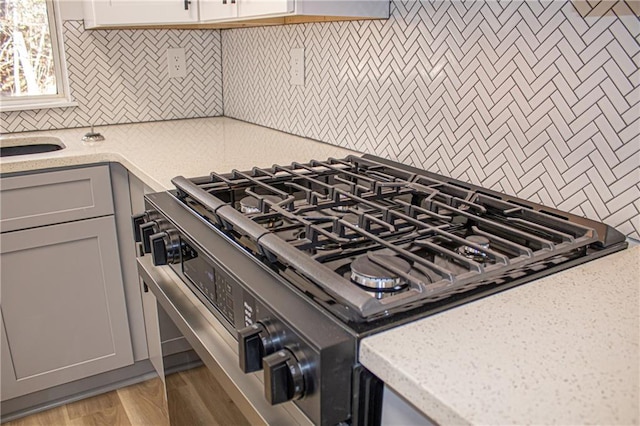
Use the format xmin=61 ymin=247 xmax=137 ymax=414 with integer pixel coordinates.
xmin=4 ymin=366 xmax=250 ymax=426
xmin=166 ymin=366 xmax=250 ymax=426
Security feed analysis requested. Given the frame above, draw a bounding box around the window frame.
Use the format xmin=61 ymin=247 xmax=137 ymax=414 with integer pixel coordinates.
xmin=0 ymin=0 xmax=77 ymax=112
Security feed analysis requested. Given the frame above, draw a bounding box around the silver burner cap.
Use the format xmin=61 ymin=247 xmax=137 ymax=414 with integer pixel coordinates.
xmin=457 ymin=235 xmax=490 ymax=260
xmin=240 ymin=195 xmax=280 ymax=214
xmin=350 ymin=254 xmax=411 ymax=290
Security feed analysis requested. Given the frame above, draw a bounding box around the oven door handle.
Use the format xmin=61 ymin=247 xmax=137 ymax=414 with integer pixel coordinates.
xmin=136 ymin=256 xmax=311 ymax=425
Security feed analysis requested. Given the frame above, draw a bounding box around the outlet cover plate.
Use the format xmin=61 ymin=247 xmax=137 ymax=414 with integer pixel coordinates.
xmin=290 ymin=48 xmax=304 ymax=86
xmin=167 ymin=48 xmax=186 ymax=79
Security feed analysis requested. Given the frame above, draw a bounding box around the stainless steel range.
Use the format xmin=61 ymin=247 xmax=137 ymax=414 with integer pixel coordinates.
xmin=133 ymin=154 xmax=627 ymax=425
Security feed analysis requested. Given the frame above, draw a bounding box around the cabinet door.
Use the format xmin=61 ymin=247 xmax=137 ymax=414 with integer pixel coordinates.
xmin=84 ymin=0 xmax=198 ymax=27
xmin=200 ymin=0 xmax=237 ymax=21
xmin=237 ymin=0 xmax=293 ymax=18
xmin=0 ymin=216 xmax=134 ymax=401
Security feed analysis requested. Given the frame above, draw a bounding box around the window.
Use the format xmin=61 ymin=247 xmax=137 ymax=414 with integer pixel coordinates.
xmin=0 ymin=0 xmax=75 ymax=112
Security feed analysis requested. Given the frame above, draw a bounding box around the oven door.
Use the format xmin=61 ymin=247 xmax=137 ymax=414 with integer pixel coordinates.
xmin=137 ymin=255 xmax=312 ymax=425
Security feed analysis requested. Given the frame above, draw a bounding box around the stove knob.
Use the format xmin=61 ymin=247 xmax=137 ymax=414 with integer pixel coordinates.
xmin=238 ymin=320 xmax=283 ymax=373
xmin=139 ymin=221 xmax=158 ymax=254
xmin=263 ymin=348 xmax=305 ymax=405
xmin=150 ymin=232 xmax=169 ymax=265
xmin=238 ymin=323 xmax=266 ymax=373
xmin=150 ymin=231 xmax=179 ymax=266
xmin=131 ymin=213 xmax=148 ymax=242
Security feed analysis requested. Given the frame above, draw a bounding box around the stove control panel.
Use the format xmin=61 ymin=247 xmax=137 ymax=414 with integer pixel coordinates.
xmin=181 ymin=247 xmax=235 ymax=325
xmin=176 ymin=238 xmax=315 ymax=407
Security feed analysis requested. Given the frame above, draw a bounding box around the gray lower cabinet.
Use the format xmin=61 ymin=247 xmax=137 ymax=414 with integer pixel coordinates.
xmin=0 ymin=164 xmax=140 ymax=404
xmin=0 ymin=216 xmax=134 ymax=400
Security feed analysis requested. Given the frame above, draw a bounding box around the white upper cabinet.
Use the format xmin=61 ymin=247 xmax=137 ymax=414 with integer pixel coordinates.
xmin=200 ymin=0 xmax=293 ymax=22
xmin=237 ymin=0 xmax=293 ymax=19
xmin=199 ymin=0 xmax=238 ymax=22
xmin=84 ymin=0 xmax=199 ymax=28
xmin=84 ymin=0 xmax=388 ymax=28
xmin=206 ymin=0 xmax=388 ymax=23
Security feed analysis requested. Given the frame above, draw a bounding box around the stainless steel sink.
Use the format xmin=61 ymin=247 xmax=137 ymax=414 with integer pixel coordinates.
xmin=0 ymin=136 xmax=65 ymax=157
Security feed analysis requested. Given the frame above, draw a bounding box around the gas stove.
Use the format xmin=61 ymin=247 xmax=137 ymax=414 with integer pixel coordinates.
xmin=133 ymin=154 xmax=627 ymax=425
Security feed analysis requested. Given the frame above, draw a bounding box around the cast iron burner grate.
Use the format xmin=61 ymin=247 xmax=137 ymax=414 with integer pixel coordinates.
xmin=171 ymin=155 xmax=624 ymax=322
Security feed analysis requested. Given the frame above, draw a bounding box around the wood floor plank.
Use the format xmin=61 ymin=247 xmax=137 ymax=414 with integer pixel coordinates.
xmin=165 ymin=370 xmax=187 ymax=388
xmin=167 ymin=371 xmax=219 ymax=426
xmin=180 ymin=367 xmax=250 ymax=426
xmin=117 ymin=377 xmax=169 ymax=426
xmin=64 ymin=390 xmax=120 ymax=420
xmin=67 ymin=404 xmax=131 ymax=426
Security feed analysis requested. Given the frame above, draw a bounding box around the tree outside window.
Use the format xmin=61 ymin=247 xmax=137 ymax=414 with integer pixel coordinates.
xmin=1 ymin=0 xmax=57 ymax=97
xmin=1 ymin=0 xmax=73 ymax=111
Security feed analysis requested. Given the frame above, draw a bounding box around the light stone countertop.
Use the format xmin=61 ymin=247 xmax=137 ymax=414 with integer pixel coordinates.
xmin=0 ymin=117 xmax=356 ymax=191
xmin=361 ymin=245 xmax=639 ymax=426
xmin=3 ymin=117 xmax=638 ymax=425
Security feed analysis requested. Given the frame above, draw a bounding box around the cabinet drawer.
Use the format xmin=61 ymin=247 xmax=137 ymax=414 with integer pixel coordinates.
xmin=1 ymin=166 xmax=113 ymax=232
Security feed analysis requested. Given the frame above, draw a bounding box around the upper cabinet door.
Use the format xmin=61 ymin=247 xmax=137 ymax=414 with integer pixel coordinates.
xmin=84 ymin=0 xmax=199 ymax=28
xmin=200 ymin=0 xmax=238 ymax=22
xmin=237 ymin=0 xmax=294 ymax=18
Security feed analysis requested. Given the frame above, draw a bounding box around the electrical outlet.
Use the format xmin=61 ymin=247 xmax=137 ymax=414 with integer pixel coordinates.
xmin=167 ymin=48 xmax=186 ymax=79
xmin=290 ymin=48 xmax=304 ymax=86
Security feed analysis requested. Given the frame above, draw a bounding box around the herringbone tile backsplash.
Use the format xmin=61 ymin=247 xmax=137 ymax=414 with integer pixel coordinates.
xmin=1 ymin=22 xmax=223 ymax=133
xmin=222 ymin=0 xmax=640 ymax=239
